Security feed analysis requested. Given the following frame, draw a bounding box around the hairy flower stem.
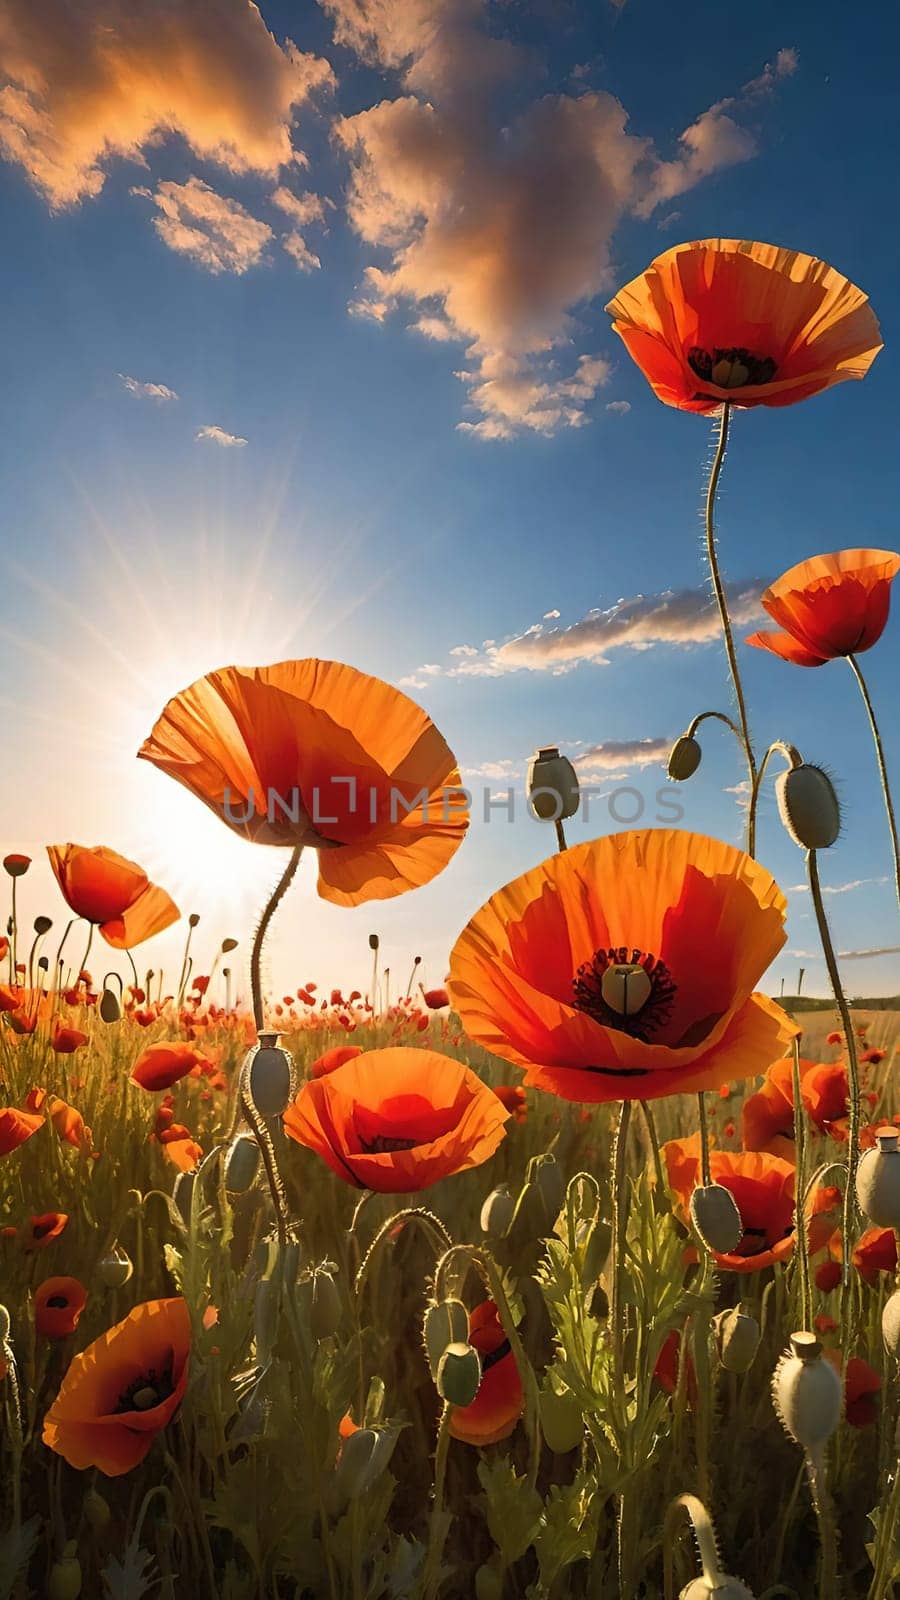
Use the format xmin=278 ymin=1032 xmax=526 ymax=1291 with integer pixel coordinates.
xmin=807 ymin=850 xmax=861 ymax=1306
xmin=848 ymin=653 xmax=900 ymax=914
xmin=610 ymin=1100 xmax=632 ymax=1388
xmin=697 ymin=1090 xmax=713 ymax=1187
xmin=423 ymin=1404 xmax=452 ymax=1600
xmin=239 ymin=1086 xmax=290 ymax=1250
xmin=791 ymin=1038 xmax=813 ymax=1329
xmin=704 ymin=401 xmax=758 ymax=850
xmin=809 ymin=1459 xmax=839 ymax=1600
xmin=250 ymin=846 xmax=303 ymax=1031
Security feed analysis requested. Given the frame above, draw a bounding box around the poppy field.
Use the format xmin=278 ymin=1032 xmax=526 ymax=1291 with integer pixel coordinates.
xmin=3 ymin=238 xmax=900 ymax=1600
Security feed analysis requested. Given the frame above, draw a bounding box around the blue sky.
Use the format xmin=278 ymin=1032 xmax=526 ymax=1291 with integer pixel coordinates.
xmin=1 ymin=0 xmax=899 ymax=1002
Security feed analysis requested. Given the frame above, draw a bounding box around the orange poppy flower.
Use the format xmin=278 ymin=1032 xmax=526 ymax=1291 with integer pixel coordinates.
xmin=1 ymin=1105 xmax=44 ymax=1155
xmin=663 ymin=1135 xmax=800 ymax=1274
xmin=0 ymin=983 xmax=25 ymax=1013
xmin=25 ymin=1088 xmax=92 ymax=1151
xmin=158 ymin=1124 xmax=203 ymax=1173
xmin=283 ymin=1048 xmax=510 ymax=1192
xmin=493 ymin=1083 xmax=527 ymax=1123
xmin=50 ymin=1024 xmax=89 ymax=1055
xmin=449 ymin=830 xmax=795 ymax=1104
xmin=448 ymin=1301 xmax=524 ymax=1446
xmin=742 ymin=1057 xmax=850 ymax=1157
xmin=138 ymin=660 xmax=469 ymax=908
xmin=131 ymin=1041 xmax=212 ymax=1092
xmin=824 ymin=1351 xmax=881 ymax=1428
xmin=746 ymin=550 xmax=900 ymax=667
xmin=47 ymin=845 xmax=179 ymax=950
xmin=23 ymin=1212 xmax=68 ymax=1251
xmin=310 ymin=1044 xmax=363 ymax=1079
xmin=42 ymin=1298 xmax=191 ymax=1476
xmin=852 ymin=1226 xmax=897 ymax=1285
xmin=35 ymin=1277 xmax=88 ymax=1340
xmin=606 ymin=239 xmax=882 ymax=413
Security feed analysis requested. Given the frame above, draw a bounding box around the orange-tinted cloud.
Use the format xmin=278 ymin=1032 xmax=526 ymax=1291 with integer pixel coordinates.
xmin=0 ymin=0 xmax=333 ymax=208
xmin=326 ymin=0 xmax=796 ymax=437
xmin=134 ymin=176 xmax=273 ymax=274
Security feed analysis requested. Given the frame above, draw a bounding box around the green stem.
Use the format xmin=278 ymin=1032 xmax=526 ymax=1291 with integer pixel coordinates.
xmin=704 ymin=401 xmax=758 ymax=853
xmin=848 ymin=653 xmax=900 ymax=915
xmin=807 ymin=850 xmax=861 ymax=1310
xmin=697 ymin=1091 xmax=712 ymax=1188
xmin=639 ymin=1101 xmax=665 ymax=1191
xmin=610 ymin=1100 xmax=632 ymax=1387
xmin=554 ymin=818 xmax=568 ymax=852
xmin=791 ymin=1037 xmax=813 ymax=1329
xmin=250 ymin=847 xmax=303 ymax=1031
xmin=423 ymin=1405 xmax=453 ymax=1600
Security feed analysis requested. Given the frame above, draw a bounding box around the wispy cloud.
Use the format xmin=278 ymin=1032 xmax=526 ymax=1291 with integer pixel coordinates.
xmin=118 ymin=374 xmax=179 ymax=402
xmin=196 ymin=425 xmax=248 ymax=449
xmin=134 ymin=177 xmax=273 ymax=274
xmin=575 ymin=738 xmax=671 ymax=772
xmin=326 ymin=0 xmax=796 ymax=437
xmin=787 ymin=877 xmax=889 ymax=898
xmin=271 ymin=185 xmax=333 ymax=271
xmin=606 ymin=400 xmax=631 ymax=415
xmin=0 ymin=0 xmax=332 ymax=208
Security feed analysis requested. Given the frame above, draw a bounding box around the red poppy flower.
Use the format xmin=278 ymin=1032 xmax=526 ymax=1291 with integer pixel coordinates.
xmin=3 ymin=854 xmax=31 ymax=876
xmin=47 ymin=845 xmax=179 ymax=950
xmin=816 ymin=1260 xmax=842 ymax=1293
xmin=492 ymin=1084 xmax=527 ymax=1123
xmin=653 ymin=1329 xmax=698 ymax=1407
xmin=0 ymin=1106 xmax=44 ymax=1155
xmin=422 ymin=988 xmax=450 ymax=1010
xmin=825 ymin=1351 xmax=881 ymax=1427
xmin=861 ymin=1047 xmax=887 ymax=1065
xmin=50 ymin=1024 xmax=89 ymax=1055
xmin=742 ymin=1057 xmax=850 ymax=1157
xmin=852 ymin=1226 xmax=897 ymax=1285
xmin=131 ymin=1041 xmax=211 ymax=1092
xmin=138 ymin=660 xmax=469 ymax=908
xmin=448 ymin=1301 xmax=524 ymax=1446
xmin=450 ymin=830 xmax=795 ymax=1105
xmin=35 ymin=1277 xmax=88 ymax=1340
xmin=606 ymin=239 xmax=881 ymax=413
xmin=283 ymin=1048 xmax=510 ymax=1192
xmin=43 ymin=1298 xmax=191 ymax=1476
xmin=310 ymin=1044 xmax=364 ymax=1079
xmin=664 ymin=1135 xmax=802 ymax=1274
xmin=23 ymin=1212 xmax=68 ymax=1251
xmin=747 ymin=550 xmax=900 ymax=667
xmin=0 ymin=984 xmax=25 ymax=1014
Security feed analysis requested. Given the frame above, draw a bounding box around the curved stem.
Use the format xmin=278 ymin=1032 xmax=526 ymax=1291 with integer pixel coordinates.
xmin=704 ymin=402 xmax=758 ymax=852
xmin=748 ymin=740 xmax=803 ymax=851
xmin=848 ymin=653 xmax=900 ymax=914
xmin=807 ymin=849 xmax=861 ymax=1304
xmin=251 ymin=847 xmax=303 ymax=1030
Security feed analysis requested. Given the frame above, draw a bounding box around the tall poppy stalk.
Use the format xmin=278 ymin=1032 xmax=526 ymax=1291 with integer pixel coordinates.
xmin=251 ymin=846 xmax=303 ymax=1031
xmin=846 ymin=652 xmax=900 ymax=913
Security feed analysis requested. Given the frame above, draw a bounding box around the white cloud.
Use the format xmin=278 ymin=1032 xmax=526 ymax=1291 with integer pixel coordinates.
xmin=272 ymin=184 xmax=332 ymax=271
xmin=0 ymin=0 xmax=333 ymax=208
xmin=196 ymin=425 xmax=248 ymax=448
xmin=543 ymin=609 xmax=560 ymax=620
xmin=606 ymin=400 xmax=631 ymax=415
xmin=787 ymin=876 xmax=889 ymax=898
xmin=575 ymin=738 xmax=671 ymax=772
xmin=135 ymin=177 xmax=273 ymax=273
xmin=118 ymin=374 xmax=178 ymax=402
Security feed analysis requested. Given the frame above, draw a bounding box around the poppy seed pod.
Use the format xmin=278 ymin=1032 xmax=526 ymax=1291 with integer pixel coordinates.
xmin=423 ymin=1298 xmax=470 ymax=1378
xmin=775 ymin=764 xmax=841 ymax=850
xmin=224 ymin=1134 xmax=261 ymax=1194
xmin=48 ymin=1544 xmax=82 ymax=1600
xmin=97 ymin=1247 xmax=133 ymax=1289
xmin=310 ymin=1267 xmax=342 ymax=1340
xmin=335 ymin=1426 xmax=398 ymax=1499
xmin=690 ymin=1184 xmax=744 ymax=1254
xmin=882 ymin=1289 xmax=900 ymax=1360
xmin=668 ymin=735 xmax=702 ymax=782
xmin=368 ymin=933 xmax=380 ymax=951
xmin=244 ymin=1032 xmax=295 ymax=1118
xmin=436 ymin=1342 xmax=483 ymax=1407
xmin=540 ymin=1385 xmax=584 ymax=1454
xmin=714 ymin=1305 xmax=761 ymax=1374
xmin=773 ymin=1332 xmax=842 ymax=1454
xmin=527 ymin=746 xmax=580 ymax=822
xmin=99 ymin=987 xmax=121 ymax=1024
xmin=856 ymin=1131 xmax=900 ymax=1229
xmin=480 ymin=1186 xmax=515 ymax=1239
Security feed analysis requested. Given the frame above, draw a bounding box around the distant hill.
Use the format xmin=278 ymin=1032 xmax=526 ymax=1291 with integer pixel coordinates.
xmin=777 ymin=995 xmax=900 ymax=1012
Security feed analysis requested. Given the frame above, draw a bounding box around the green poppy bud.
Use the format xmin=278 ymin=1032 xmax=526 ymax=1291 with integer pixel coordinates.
xmin=690 ymin=1184 xmax=743 ymax=1253
xmin=423 ymin=1299 xmax=470 ymax=1378
xmin=667 ymin=735 xmax=702 ymax=782
xmin=97 ymin=1247 xmax=133 ymax=1289
xmin=776 ymin=764 xmax=840 ymax=850
xmin=310 ymin=1267 xmax=342 ymax=1340
xmin=480 ymin=1187 xmax=515 ymax=1240
xmin=436 ymin=1342 xmax=482 ymax=1407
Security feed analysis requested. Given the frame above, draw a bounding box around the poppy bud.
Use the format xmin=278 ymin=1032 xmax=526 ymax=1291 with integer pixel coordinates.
xmin=540 ymin=1385 xmax=584 ymax=1453
xmin=436 ymin=1342 xmax=482 ymax=1407
xmin=33 ymin=915 xmax=53 ymax=935
xmin=189 ymin=913 xmax=201 ymax=928
xmin=224 ymin=1134 xmax=261 ymax=1194
xmin=714 ymin=1305 xmax=761 ymax=1374
xmin=690 ymin=1184 xmax=743 ymax=1253
xmin=38 ymin=956 xmax=49 ymax=972
xmin=335 ymin=1426 xmax=398 ymax=1499
xmin=310 ymin=1267 xmax=342 ymax=1340
xmin=97 ymin=1247 xmax=132 ymax=1289
xmin=3 ymin=854 xmax=30 ymax=877
xmin=855 ymin=1131 xmax=900 ymax=1229
xmin=244 ymin=1032 xmax=295 ymax=1118
xmin=680 ymin=1581 xmax=755 ymax=1599
xmin=172 ymin=1171 xmax=196 ymax=1229
xmin=575 ymin=1217 xmax=611 ymax=1281
xmin=776 ymin=764 xmax=841 ymax=850
xmin=527 ymin=746 xmax=580 ymax=822
xmin=83 ymin=1488 xmax=111 ymax=1531
xmin=0 ymin=1304 xmax=10 ymax=1341
xmin=423 ymin=1298 xmax=470 ymax=1378
xmin=882 ymin=1289 xmax=900 ymax=1360
xmin=368 ymin=933 xmax=380 ymax=951
xmin=773 ymin=1332 xmax=842 ymax=1455
xmin=221 ymin=937 xmax=238 ymax=952
xmin=667 ymin=735 xmax=702 ymax=782
xmin=480 ymin=1187 xmax=514 ymax=1240
xmin=531 ymin=1152 xmax=565 ymax=1227
xmin=47 ymin=1543 xmax=81 ymax=1600
xmin=99 ymin=988 xmax=120 ymax=1024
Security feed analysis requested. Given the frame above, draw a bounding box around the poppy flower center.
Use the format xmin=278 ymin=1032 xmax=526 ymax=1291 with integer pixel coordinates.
xmin=32 ymin=1219 xmax=58 ymax=1240
xmin=687 ymin=346 xmax=777 ymax=390
xmin=572 ymin=948 xmax=676 ymax=1042
xmin=358 ymin=1133 xmax=420 ymax=1154
xmin=115 ymin=1357 xmax=175 ymax=1415
xmin=46 ymin=1295 xmax=69 ymax=1309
